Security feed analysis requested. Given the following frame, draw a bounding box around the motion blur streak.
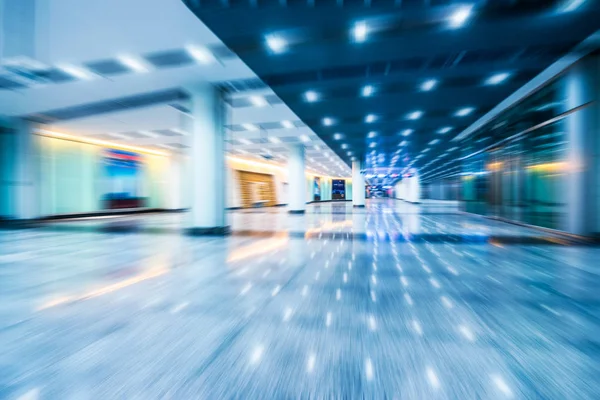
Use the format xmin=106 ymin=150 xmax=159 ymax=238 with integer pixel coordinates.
xmin=37 ymin=268 xmax=167 ymax=310
xmin=2 ymin=0 xmax=600 ymax=398
xmin=226 ymin=237 xmax=288 ymax=262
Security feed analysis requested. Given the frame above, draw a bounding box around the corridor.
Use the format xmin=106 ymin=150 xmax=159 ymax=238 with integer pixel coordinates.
xmin=1 ymin=200 xmax=599 ymax=399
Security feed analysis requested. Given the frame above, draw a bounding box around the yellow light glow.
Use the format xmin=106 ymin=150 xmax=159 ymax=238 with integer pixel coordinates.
xmin=486 ymin=162 xmax=503 ymax=171
xmin=227 ymin=236 xmax=289 ymax=262
xmin=37 ymin=268 xmax=167 ymax=311
xmin=305 ymin=219 xmax=353 ymax=236
xmin=526 ymin=161 xmax=567 ymax=173
xmin=36 ymin=129 xmax=169 ymax=156
xmin=226 ymin=156 xmax=286 ymax=172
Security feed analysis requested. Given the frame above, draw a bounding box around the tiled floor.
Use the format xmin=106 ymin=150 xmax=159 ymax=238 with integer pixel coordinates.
xmin=1 ymin=200 xmax=599 ymax=399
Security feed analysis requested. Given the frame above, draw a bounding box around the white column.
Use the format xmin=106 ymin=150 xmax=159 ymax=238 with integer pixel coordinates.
xmin=562 ymin=55 xmax=600 ymax=236
xmin=0 ymin=119 xmax=40 ymax=220
xmin=352 ymin=160 xmax=365 ymax=207
xmin=186 ymin=84 xmax=229 ymax=235
xmin=288 ymin=144 xmax=305 ymax=214
xmin=407 ymin=173 xmax=422 ymax=204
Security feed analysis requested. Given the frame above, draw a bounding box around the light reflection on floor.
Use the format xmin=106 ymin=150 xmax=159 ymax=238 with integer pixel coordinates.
xmin=1 ymin=200 xmax=599 ymax=399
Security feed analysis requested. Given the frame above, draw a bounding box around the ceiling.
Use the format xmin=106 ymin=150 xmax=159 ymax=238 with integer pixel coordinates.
xmin=0 ymin=0 xmax=351 ymax=177
xmin=183 ymin=0 xmax=600 ymax=180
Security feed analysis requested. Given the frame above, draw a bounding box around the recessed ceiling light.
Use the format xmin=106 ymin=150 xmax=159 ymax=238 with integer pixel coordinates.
xmin=455 ymin=107 xmax=475 ymax=117
xmin=300 ymin=134 xmax=310 ymax=143
xmin=265 ymin=34 xmax=287 ymax=53
xmin=341 ymin=143 xmax=349 ymax=149
xmin=362 ymin=85 xmax=374 ymax=97
xmin=250 ymin=95 xmax=267 ymax=107
xmin=401 ymin=129 xmax=413 ymax=137
xmin=57 ymin=64 xmax=94 ymax=80
xmin=399 ymin=140 xmax=408 ymax=146
xmin=438 ymin=127 xmax=453 ymax=134
xmin=118 ymin=55 xmax=151 ymax=73
xmin=485 ymin=72 xmax=511 ymax=85
xmin=333 ymin=133 xmax=344 ymax=140
xmin=304 ymin=90 xmax=319 ymax=102
xmin=422 ymin=148 xmax=430 ymax=152
xmin=449 ymin=5 xmax=473 ymax=28
xmin=429 ymin=139 xmax=440 ymax=145
xmin=242 ymin=123 xmax=258 ymax=131
xmin=369 ymin=142 xmax=377 ymax=148
xmin=367 ymin=131 xmax=377 ymax=138
xmin=347 ymin=151 xmax=353 ymax=156
xmin=365 ymin=114 xmax=377 ymax=123
xmin=407 ymin=111 xmax=423 ymax=120
xmin=323 ymin=117 xmax=334 ymax=126
xmin=269 ymin=136 xmax=281 ymax=143
xmin=420 ymin=79 xmax=438 ymax=91
xmin=353 ymin=21 xmax=368 ymax=43
xmin=562 ymin=0 xmax=586 ymax=12
xmin=281 ymin=120 xmax=294 ymax=129
xmin=185 ymin=45 xmax=214 ymax=64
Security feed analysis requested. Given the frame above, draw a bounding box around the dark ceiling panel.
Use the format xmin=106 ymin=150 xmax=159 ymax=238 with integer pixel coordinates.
xmin=120 ymin=131 xmax=149 ymax=139
xmin=216 ymin=78 xmax=269 ymax=92
xmin=155 ymin=129 xmax=185 ymax=136
xmin=183 ymin=0 xmax=600 ymax=174
xmin=145 ymin=50 xmax=194 ymax=68
xmin=35 ymin=68 xmax=74 ymax=83
xmin=0 ymin=76 xmax=27 ymax=90
xmin=86 ymin=59 xmax=131 ymax=76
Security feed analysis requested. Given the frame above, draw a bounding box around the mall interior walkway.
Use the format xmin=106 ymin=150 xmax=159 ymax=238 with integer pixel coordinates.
xmin=1 ymin=199 xmax=599 ymax=399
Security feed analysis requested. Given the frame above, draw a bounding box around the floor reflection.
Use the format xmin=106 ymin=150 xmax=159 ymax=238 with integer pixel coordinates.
xmin=1 ymin=199 xmax=599 ymax=399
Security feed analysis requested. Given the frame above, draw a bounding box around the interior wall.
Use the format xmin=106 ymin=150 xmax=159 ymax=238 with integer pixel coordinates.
xmin=238 ymin=171 xmax=277 ymax=208
xmin=37 ymin=135 xmax=171 ymax=216
xmin=226 ymin=158 xmax=287 ymax=209
xmin=226 ymin=158 xmax=351 ymax=208
xmin=18 ymin=135 xmax=353 ymax=216
xmin=394 ymin=175 xmax=421 ymax=203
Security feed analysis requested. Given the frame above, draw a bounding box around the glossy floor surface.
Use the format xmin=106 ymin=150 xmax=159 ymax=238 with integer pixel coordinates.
xmin=1 ymin=200 xmax=599 ymax=399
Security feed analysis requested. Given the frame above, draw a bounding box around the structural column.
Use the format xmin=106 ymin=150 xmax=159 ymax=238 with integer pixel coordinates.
xmin=0 ymin=118 xmax=40 ymax=221
xmin=288 ymin=144 xmax=306 ymax=214
xmin=352 ymin=160 xmax=365 ymax=207
xmin=186 ymin=84 xmax=229 ymax=235
xmin=561 ymin=55 xmax=600 ymax=236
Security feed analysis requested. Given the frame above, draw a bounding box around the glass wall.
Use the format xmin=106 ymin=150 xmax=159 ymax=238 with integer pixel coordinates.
xmin=37 ymin=135 xmax=169 ymax=216
xmin=459 ymin=75 xmax=572 ymax=231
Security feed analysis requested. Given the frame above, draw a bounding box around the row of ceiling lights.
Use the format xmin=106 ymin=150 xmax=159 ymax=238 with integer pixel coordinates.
xmin=265 ymin=5 xmax=475 ymax=55
xmin=303 ymin=72 xmax=510 ymax=104
xmin=56 ymin=45 xmax=215 ymax=81
xmin=262 ymin=0 xmax=585 ymax=176
xmin=264 ymin=0 xmax=586 ymax=54
xmin=234 ymin=96 xmax=350 ymax=173
xmin=323 ymin=107 xmax=474 ymax=128
xmin=235 ymin=146 xmax=350 ymax=176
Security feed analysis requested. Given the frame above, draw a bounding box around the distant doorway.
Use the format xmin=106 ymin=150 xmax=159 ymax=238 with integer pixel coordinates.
xmin=238 ymin=171 xmax=277 ymax=208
